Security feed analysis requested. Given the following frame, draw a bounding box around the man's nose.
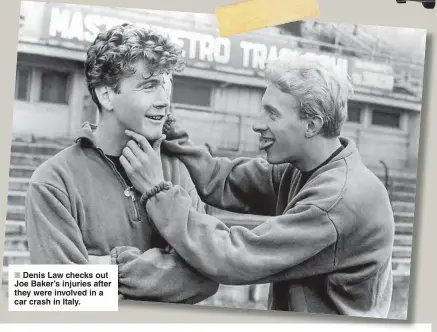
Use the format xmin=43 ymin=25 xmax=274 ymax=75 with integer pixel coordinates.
xmin=154 ymin=86 xmax=170 ymax=109
xmin=252 ymin=121 xmax=268 ymax=133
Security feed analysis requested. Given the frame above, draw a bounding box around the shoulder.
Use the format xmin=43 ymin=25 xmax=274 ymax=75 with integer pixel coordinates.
xmin=301 ymin=155 xmax=392 ymax=231
xmin=296 ymin=159 xmax=348 ymax=212
xmin=344 ymin=158 xmax=389 ymax=201
xmin=300 ymin=157 xmax=390 ymax=211
xmin=30 ymin=145 xmax=80 ymax=188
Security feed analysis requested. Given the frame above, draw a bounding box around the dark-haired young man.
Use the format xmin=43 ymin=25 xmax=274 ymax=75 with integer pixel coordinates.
xmin=25 ymin=23 xmax=218 ymax=303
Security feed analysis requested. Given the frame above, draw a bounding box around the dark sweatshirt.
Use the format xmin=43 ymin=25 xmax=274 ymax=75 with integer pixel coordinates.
xmin=144 ymin=124 xmax=395 ymax=317
xmin=25 ymin=122 xmax=218 ymax=304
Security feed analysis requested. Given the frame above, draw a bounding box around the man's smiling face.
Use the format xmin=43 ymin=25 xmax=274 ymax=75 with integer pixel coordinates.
xmin=110 ymin=59 xmax=171 ymax=142
xmin=253 ymin=83 xmax=308 ymax=164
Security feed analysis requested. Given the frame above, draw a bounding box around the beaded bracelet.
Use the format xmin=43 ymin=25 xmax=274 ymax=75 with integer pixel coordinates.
xmin=140 ymin=181 xmax=173 ymax=205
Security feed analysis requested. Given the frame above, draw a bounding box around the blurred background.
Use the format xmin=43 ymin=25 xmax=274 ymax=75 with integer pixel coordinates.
xmin=3 ymin=1 xmax=426 ymax=319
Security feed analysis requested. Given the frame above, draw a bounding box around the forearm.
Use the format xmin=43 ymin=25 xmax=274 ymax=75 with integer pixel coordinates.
xmin=111 ymin=246 xmax=218 ymax=303
xmin=146 ymin=185 xmax=337 ymax=285
xmin=165 ymin=141 xmax=279 ymax=215
xmin=162 ymin=119 xmax=282 ymax=215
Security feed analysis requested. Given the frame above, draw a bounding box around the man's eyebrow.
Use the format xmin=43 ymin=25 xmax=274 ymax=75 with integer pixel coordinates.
xmin=264 ymin=105 xmax=278 ymax=113
xmin=135 ymin=78 xmax=161 ymax=89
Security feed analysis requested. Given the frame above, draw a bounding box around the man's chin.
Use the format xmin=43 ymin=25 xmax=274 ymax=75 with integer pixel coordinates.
xmin=265 ymin=151 xmax=285 ymax=164
xmin=266 ymin=156 xmax=275 ymax=164
xmin=134 ymin=129 xmax=162 ymax=143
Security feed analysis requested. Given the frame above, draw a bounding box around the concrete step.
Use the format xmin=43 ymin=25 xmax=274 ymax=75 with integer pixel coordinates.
xmin=392 ymin=246 xmax=412 ymax=259
xmin=391 ymin=201 xmax=416 ymax=214
xmin=9 ymin=178 xmax=30 ymax=192
xmin=394 ymin=234 xmax=413 ymax=247
xmin=392 ymin=258 xmax=411 ymax=274
xmin=12 ymin=136 xmax=72 ymax=145
xmin=7 ymin=205 xmax=25 ymax=222
xmin=2 ymin=250 xmax=30 ymax=266
xmin=7 ymin=191 xmax=27 ymax=206
xmin=391 ymin=192 xmax=416 ymax=204
xmin=5 ymin=220 xmax=26 ymax=235
xmin=9 ymin=165 xmax=36 ymax=179
xmin=392 ymin=183 xmax=416 ymax=195
xmin=395 ymin=222 xmax=414 ymax=235
xmin=394 ymin=212 xmax=415 ymax=224
xmin=4 ymin=235 xmax=28 ymax=251
xmin=375 ymin=174 xmax=417 ymax=187
xmin=1 ymin=266 xmax=9 ymax=285
xmin=369 ymin=165 xmax=416 ymax=177
xmin=10 ymin=152 xmax=50 ymax=167
xmin=11 ymin=142 xmax=65 ymax=156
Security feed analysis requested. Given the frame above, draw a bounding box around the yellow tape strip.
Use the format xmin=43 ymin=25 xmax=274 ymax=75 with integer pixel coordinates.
xmin=215 ymin=0 xmax=320 ymax=37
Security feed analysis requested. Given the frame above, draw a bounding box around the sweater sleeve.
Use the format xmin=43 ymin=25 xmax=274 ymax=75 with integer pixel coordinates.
xmin=112 ymin=180 xmax=219 ymax=303
xmin=162 ymin=122 xmax=284 ymax=216
xmin=111 ymin=246 xmax=218 ymax=303
xmin=25 ymin=181 xmax=89 ymax=264
xmin=146 ymin=185 xmax=338 ymax=285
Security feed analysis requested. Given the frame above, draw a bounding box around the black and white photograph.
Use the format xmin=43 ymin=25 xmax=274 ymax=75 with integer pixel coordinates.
xmin=1 ymin=0 xmax=427 ymax=320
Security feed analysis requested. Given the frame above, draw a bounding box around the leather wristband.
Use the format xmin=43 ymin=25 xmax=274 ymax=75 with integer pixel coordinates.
xmin=140 ymin=181 xmax=173 ymax=204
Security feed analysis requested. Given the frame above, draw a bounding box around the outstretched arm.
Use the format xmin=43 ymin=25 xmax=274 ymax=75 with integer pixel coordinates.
xmin=145 ymin=184 xmax=337 ymax=284
xmin=161 ymin=117 xmax=286 ymax=216
xmin=120 ymin=129 xmax=337 ymax=285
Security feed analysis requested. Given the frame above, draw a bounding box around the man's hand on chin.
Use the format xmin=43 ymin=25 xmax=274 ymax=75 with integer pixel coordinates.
xmin=120 ymin=130 xmax=166 ymax=195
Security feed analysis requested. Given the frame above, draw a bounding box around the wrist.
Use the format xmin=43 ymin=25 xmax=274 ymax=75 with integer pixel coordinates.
xmin=140 ymin=181 xmax=173 ymax=204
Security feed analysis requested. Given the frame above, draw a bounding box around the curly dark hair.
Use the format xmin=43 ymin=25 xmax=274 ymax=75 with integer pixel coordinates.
xmin=85 ymin=23 xmax=185 ymax=111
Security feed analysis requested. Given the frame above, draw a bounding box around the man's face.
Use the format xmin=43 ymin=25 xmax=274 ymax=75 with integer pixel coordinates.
xmin=253 ymin=84 xmax=308 ymax=164
xmin=110 ymin=59 xmax=171 ymax=142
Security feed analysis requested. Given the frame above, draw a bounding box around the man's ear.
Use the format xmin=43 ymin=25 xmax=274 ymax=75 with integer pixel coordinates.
xmin=305 ymin=115 xmax=324 ymax=138
xmin=95 ymin=86 xmax=115 ymax=111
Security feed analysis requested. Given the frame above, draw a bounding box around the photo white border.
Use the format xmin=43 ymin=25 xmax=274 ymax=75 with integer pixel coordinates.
xmin=0 ymin=0 xmax=436 ymax=325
